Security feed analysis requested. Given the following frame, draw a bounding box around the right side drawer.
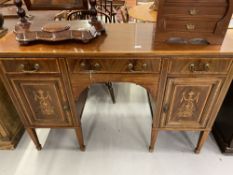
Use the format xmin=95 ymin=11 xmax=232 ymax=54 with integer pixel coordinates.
xmin=169 ymin=58 xmax=232 ymax=74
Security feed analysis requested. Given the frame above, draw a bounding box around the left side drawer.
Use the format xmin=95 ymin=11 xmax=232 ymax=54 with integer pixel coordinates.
xmin=1 ymin=59 xmax=60 ymax=73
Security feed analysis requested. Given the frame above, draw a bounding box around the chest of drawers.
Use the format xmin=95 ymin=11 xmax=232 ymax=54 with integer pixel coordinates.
xmin=155 ymin=0 xmax=233 ymax=44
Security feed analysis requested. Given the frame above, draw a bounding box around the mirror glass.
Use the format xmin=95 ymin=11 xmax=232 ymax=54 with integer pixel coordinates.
xmin=23 ymin=0 xmax=88 ymax=10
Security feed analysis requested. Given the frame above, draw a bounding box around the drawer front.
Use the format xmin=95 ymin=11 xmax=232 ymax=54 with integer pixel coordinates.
xmin=1 ymin=59 xmax=60 ymax=73
xmin=164 ymin=19 xmax=217 ymax=33
xmin=67 ymin=59 xmax=161 ymax=73
xmin=163 ymin=5 xmax=226 ymax=18
xmin=169 ymin=58 xmax=232 ymax=74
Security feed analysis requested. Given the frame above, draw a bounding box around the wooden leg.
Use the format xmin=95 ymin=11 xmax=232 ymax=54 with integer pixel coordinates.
xmin=75 ymin=127 xmax=86 ymax=151
xmin=147 ymin=91 xmax=153 ymax=119
xmin=26 ymin=128 xmax=42 ymax=150
xmin=195 ymin=131 xmax=210 ymax=154
xmin=76 ymin=88 xmax=88 ymax=120
xmin=149 ymin=127 xmax=159 ymax=152
xmin=105 ymin=82 xmax=116 ymax=104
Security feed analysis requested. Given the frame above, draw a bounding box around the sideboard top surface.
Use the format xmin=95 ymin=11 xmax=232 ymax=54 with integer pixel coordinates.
xmin=0 ymin=23 xmax=233 ymax=58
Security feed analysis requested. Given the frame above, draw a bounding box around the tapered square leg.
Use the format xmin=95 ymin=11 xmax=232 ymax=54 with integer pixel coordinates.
xmin=149 ymin=127 xmax=159 ymax=152
xmin=75 ymin=127 xmax=85 ymax=151
xmin=105 ymin=82 xmax=116 ymax=104
xmin=26 ymin=128 xmax=42 ymax=150
xmin=194 ymin=131 xmax=210 ymax=154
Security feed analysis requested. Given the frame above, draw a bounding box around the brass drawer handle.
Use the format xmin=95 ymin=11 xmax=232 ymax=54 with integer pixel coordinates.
xmin=94 ymin=62 xmax=100 ymax=69
xmin=80 ymin=61 xmax=101 ymax=71
xmin=128 ymin=63 xmax=134 ymax=71
xmin=189 ymin=63 xmax=210 ymax=72
xmin=142 ymin=63 xmax=148 ymax=70
xmin=204 ymin=63 xmax=210 ymax=71
xmin=189 ymin=9 xmax=197 ymax=15
xmin=186 ymin=24 xmax=195 ymax=31
xmin=19 ymin=63 xmax=40 ymax=73
xmin=189 ymin=63 xmax=195 ymax=72
xmin=80 ymin=61 xmax=86 ymax=68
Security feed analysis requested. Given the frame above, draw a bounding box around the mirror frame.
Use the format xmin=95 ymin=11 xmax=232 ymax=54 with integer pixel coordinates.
xmin=23 ymin=0 xmax=89 ymax=10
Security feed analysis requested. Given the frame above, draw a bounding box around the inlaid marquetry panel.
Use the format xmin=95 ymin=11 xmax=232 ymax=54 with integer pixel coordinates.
xmin=169 ymin=58 xmax=231 ymax=75
xmin=161 ymin=77 xmax=223 ymax=128
xmin=10 ymin=76 xmax=73 ymax=127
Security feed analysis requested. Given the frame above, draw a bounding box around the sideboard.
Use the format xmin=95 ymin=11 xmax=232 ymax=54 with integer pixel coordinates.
xmin=0 ymin=23 xmax=233 ymax=153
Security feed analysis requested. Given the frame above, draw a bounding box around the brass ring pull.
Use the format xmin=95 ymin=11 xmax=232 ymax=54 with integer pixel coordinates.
xmin=20 ymin=63 xmax=40 ymax=73
xmin=189 ymin=9 xmax=197 ymax=15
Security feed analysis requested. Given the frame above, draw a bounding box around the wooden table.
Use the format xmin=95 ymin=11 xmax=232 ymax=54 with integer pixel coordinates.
xmin=128 ymin=2 xmax=157 ymax=22
xmin=0 ymin=22 xmax=233 ymax=153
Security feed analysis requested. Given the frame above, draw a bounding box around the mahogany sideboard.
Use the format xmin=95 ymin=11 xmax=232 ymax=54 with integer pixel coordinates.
xmin=0 ymin=23 xmax=233 ymax=153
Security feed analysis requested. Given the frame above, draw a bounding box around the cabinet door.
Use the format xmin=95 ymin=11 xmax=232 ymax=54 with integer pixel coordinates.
xmin=10 ymin=76 xmax=73 ymax=127
xmin=160 ymin=78 xmax=223 ymax=128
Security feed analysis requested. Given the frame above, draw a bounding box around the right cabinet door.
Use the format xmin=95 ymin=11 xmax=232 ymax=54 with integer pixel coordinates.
xmin=160 ymin=77 xmax=223 ymax=128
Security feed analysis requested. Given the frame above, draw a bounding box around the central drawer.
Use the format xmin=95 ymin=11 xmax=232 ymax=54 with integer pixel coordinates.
xmin=168 ymin=58 xmax=232 ymax=74
xmin=67 ymin=58 xmax=161 ymax=73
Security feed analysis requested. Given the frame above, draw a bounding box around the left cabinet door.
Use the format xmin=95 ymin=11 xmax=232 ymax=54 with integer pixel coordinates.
xmin=9 ymin=76 xmax=73 ymax=127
